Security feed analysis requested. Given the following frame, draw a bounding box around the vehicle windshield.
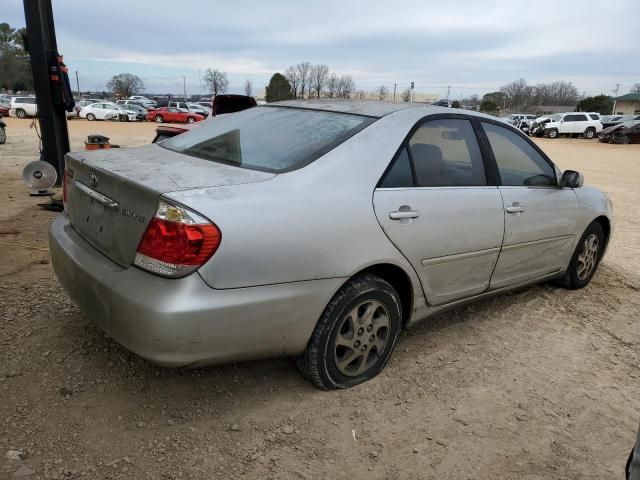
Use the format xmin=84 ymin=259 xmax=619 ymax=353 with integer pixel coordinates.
xmin=549 ymin=114 xmax=562 ymax=121
xmin=620 ymin=120 xmax=640 ymax=127
xmin=162 ymin=106 xmax=375 ymax=173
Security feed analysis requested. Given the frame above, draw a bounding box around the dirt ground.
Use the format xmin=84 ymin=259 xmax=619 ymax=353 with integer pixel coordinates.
xmin=0 ymin=116 xmax=638 ymax=480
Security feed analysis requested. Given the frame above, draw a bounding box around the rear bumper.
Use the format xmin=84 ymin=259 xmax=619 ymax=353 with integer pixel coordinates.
xmin=49 ymin=215 xmax=342 ymax=367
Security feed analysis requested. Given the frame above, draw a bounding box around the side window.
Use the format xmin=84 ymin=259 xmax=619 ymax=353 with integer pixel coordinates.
xmin=408 ymin=118 xmax=486 ymax=187
xmin=379 ymin=148 xmax=413 ymax=188
xmin=574 ymin=114 xmax=588 ymax=121
xmin=589 ymin=114 xmax=599 ymax=120
xmin=482 ymin=122 xmax=556 ymax=187
xmin=563 ymin=115 xmax=577 ymax=121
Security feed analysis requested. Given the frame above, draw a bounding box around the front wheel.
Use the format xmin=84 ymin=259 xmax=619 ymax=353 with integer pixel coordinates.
xmin=584 ymin=127 xmax=596 ymax=139
xmin=559 ymin=221 xmax=605 ymax=289
xmin=86 ymin=113 xmax=96 ymax=121
xmin=296 ymin=274 xmax=402 ymax=390
xmin=154 ymin=115 xmax=164 ymax=123
xmin=547 ymin=128 xmax=558 ymax=139
xmin=186 ymin=116 xmax=196 ymax=124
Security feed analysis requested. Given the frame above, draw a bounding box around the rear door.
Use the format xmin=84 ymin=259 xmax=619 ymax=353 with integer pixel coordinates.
xmin=479 ymin=121 xmax=579 ymax=288
xmin=373 ymin=116 xmax=504 ymax=306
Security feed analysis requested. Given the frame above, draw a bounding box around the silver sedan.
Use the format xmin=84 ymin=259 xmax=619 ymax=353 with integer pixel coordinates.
xmin=50 ymin=100 xmax=613 ymax=389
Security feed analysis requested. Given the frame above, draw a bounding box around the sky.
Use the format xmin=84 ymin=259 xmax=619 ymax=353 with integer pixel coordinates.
xmin=3 ymin=0 xmax=639 ymax=99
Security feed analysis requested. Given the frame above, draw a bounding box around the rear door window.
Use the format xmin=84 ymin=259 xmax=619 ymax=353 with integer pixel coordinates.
xmin=408 ymin=118 xmax=487 ymax=187
xmin=162 ymin=106 xmax=374 ymax=173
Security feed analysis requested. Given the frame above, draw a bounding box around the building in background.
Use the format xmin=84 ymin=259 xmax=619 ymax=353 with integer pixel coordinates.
xmin=612 ymin=93 xmax=640 ymax=115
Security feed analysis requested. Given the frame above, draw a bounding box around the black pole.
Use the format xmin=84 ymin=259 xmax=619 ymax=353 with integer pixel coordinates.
xmin=23 ymin=0 xmax=70 ymax=186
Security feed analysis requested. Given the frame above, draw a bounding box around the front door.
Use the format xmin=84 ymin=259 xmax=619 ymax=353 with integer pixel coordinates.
xmin=373 ymin=117 xmax=505 ymax=306
xmin=479 ymin=121 xmax=579 ymax=289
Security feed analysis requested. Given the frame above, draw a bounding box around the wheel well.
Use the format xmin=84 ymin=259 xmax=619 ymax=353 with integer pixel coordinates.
xmin=594 ymin=215 xmax=611 ymax=249
xmin=355 ymin=264 xmax=413 ymax=328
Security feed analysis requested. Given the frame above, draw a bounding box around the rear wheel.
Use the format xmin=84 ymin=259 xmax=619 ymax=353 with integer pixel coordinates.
xmin=154 ymin=115 xmax=164 ymax=123
xmin=547 ymin=128 xmax=558 ymax=139
xmin=584 ymin=127 xmax=596 ymax=139
xmin=86 ymin=113 xmax=96 ymax=121
xmin=559 ymin=221 xmax=604 ymax=289
xmin=296 ymin=274 xmax=402 ymax=390
xmin=16 ymin=109 xmax=27 ymax=119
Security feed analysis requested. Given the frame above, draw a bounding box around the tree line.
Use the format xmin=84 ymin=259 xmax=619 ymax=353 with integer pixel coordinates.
xmin=0 ymin=23 xmax=32 ymax=91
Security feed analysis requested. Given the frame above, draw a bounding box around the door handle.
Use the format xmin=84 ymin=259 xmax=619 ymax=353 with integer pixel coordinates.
xmin=505 ymin=202 xmax=524 ymax=214
xmin=389 ymin=210 xmax=420 ymax=220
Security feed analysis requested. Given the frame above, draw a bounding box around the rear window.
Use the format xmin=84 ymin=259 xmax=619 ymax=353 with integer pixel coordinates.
xmin=162 ymin=106 xmax=374 ymax=173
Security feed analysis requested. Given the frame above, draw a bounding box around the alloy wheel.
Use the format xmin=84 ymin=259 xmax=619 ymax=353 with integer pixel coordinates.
xmin=333 ymin=300 xmax=390 ymax=377
xmin=576 ymin=233 xmax=599 ymax=280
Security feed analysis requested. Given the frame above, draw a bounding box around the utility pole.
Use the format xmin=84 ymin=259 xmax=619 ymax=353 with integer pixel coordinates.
xmin=612 ymin=83 xmax=620 ymax=114
xmin=410 ymin=81 xmax=414 ymax=104
xmin=75 ymin=70 xmax=80 ymax=95
xmin=447 ymin=85 xmax=451 ymax=104
xmin=393 ymin=82 xmax=397 ymax=103
xmin=23 ymin=0 xmax=70 ymax=185
xmin=182 ymin=75 xmax=187 ymax=101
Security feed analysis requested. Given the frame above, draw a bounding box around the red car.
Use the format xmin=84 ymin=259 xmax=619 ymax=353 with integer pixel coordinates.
xmin=0 ymin=104 xmax=10 ymax=116
xmin=145 ymin=107 xmax=204 ymax=124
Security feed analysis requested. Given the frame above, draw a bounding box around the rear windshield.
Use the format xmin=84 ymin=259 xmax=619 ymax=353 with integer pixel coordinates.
xmin=161 ymin=106 xmax=375 ymax=173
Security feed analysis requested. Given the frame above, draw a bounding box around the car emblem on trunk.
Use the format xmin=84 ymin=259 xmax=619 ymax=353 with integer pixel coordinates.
xmin=89 ymin=171 xmax=98 ymax=188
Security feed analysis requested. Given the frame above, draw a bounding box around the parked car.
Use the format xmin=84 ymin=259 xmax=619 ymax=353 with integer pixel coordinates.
xmin=128 ymin=95 xmax=156 ymax=107
xmin=145 ymin=107 xmax=204 ymax=124
xmin=51 ymin=100 xmax=613 ymax=389
xmin=0 ymin=114 xmax=6 ymax=144
xmin=431 ymin=99 xmax=451 ymax=107
xmin=0 ymin=102 xmax=10 ymax=117
xmin=503 ymin=114 xmax=536 ymax=126
xmin=601 ymin=114 xmax=635 ymax=129
xmin=598 ymin=120 xmax=640 ymax=144
xmin=116 ymin=99 xmax=150 ymax=110
xmin=80 ymin=102 xmax=137 ymax=121
xmin=211 ymin=94 xmax=257 ymax=116
xmin=116 ymin=102 xmax=147 ymax=121
xmin=73 ymin=99 xmax=103 ymax=118
xmin=9 ymin=96 xmax=37 ymax=118
xmin=186 ymin=103 xmax=210 ymax=118
xmin=530 ymin=112 xmax=602 ymax=139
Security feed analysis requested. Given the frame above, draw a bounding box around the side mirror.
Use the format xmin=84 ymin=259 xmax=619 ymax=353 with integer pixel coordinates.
xmin=560 ymin=170 xmax=584 ymax=188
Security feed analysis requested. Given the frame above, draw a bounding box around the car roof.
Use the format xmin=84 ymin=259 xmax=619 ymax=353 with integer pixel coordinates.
xmin=273 ymin=99 xmax=448 ymax=118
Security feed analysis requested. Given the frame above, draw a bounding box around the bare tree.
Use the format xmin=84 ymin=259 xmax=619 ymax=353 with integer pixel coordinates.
xmin=336 ymin=75 xmax=355 ymax=99
xmin=296 ymin=62 xmax=312 ymax=99
xmin=401 ymin=88 xmax=411 ymax=102
xmin=309 ymin=64 xmax=329 ymax=99
xmin=325 ymin=73 xmax=338 ymax=98
xmin=106 ymin=73 xmax=144 ymax=98
xmin=500 ymin=78 xmax=530 ymax=107
xmin=376 ymin=85 xmax=389 ymax=100
xmin=203 ymin=69 xmax=229 ymax=96
xmin=355 ymin=90 xmax=366 ymax=99
xmin=244 ymin=79 xmax=253 ymax=97
xmin=285 ymin=66 xmax=300 ymax=99
xmin=502 ymin=78 xmax=579 ymax=108
xmin=631 ymin=83 xmax=640 ymax=94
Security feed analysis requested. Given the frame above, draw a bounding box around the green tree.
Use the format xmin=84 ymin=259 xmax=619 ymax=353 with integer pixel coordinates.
xmin=575 ymin=95 xmax=613 ymax=115
xmin=265 ymin=73 xmax=293 ymax=102
xmin=106 ymin=73 xmax=144 ymax=98
xmin=483 ymin=91 xmax=505 ymax=107
xmin=451 ymin=100 xmax=461 ymax=108
xmin=0 ymin=23 xmax=32 ymax=91
xmin=479 ymin=100 xmax=498 ymax=113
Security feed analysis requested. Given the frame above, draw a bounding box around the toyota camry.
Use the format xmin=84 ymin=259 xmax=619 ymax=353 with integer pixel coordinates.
xmin=50 ymin=100 xmax=613 ymax=389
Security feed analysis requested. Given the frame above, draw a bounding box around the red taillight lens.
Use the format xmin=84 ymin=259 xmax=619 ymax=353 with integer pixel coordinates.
xmin=134 ymin=200 xmax=221 ymax=277
xmin=137 ymin=217 xmax=220 ymax=265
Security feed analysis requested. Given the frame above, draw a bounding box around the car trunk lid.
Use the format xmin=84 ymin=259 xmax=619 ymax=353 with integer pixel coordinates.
xmin=64 ymin=144 xmax=275 ymax=267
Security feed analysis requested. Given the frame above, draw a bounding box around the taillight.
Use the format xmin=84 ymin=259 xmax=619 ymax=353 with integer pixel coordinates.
xmin=134 ymin=200 xmax=221 ymax=277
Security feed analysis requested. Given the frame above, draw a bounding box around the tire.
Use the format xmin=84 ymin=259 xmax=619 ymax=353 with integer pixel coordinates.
xmin=154 ymin=115 xmax=164 ymax=123
xmin=296 ymin=274 xmax=402 ymax=390
xmin=86 ymin=113 xmax=96 ymax=121
xmin=186 ymin=117 xmax=195 ymax=124
xmin=16 ymin=109 xmax=27 ymax=119
xmin=547 ymin=128 xmax=558 ymax=139
xmin=620 ymin=135 xmax=630 ymax=145
xmin=0 ymin=127 xmax=5 ymax=144
xmin=584 ymin=127 xmax=596 ymax=139
xmin=559 ymin=221 xmax=605 ymax=290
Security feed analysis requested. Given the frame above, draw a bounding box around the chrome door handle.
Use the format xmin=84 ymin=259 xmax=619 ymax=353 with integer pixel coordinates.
xmin=389 ymin=210 xmax=420 ymax=220
xmin=505 ymin=205 xmax=524 ymax=214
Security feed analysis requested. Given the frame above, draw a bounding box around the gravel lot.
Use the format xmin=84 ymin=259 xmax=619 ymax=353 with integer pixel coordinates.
xmin=1 ymin=116 xmax=638 ymax=480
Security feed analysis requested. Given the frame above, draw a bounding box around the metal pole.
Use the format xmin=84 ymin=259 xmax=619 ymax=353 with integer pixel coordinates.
xmin=183 ymin=76 xmax=187 ymax=101
xmin=23 ymin=0 xmax=70 ymax=185
xmin=393 ymin=82 xmax=397 ymax=103
xmin=75 ymin=69 xmax=80 ymax=95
